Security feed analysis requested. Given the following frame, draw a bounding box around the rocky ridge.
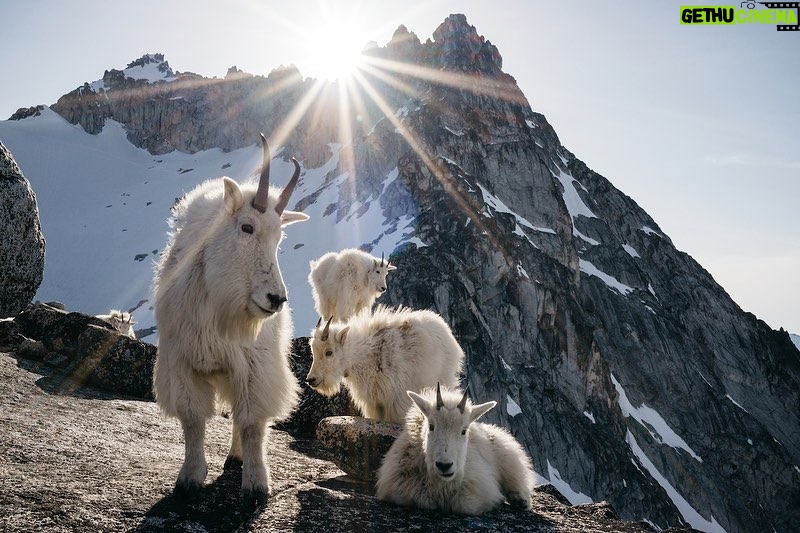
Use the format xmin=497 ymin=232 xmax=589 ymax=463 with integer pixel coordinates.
xmin=0 ymin=306 xmax=680 ymax=532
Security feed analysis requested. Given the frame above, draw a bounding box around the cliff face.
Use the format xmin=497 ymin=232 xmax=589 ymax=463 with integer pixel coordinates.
xmin=26 ymin=13 xmax=800 ymax=533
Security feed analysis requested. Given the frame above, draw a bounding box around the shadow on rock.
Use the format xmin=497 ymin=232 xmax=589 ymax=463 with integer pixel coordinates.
xmin=134 ymin=468 xmax=265 ymax=532
xmin=294 ymin=476 xmax=560 ymax=532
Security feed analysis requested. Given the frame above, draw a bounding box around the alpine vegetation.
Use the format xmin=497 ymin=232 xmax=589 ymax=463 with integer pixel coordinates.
xmin=306 ymin=305 xmax=464 ymax=423
xmin=152 ymin=134 xmax=309 ymax=506
xmin=95 ymin=309 xmax=136 ymax=339
xmin=308 ymin=248 xmax=396 ymax=322
xmin=376 ymin=384 xmax=534 ymax=515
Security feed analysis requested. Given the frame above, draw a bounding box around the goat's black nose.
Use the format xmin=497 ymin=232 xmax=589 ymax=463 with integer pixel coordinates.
xmin=435 ymin=461 xmax=453 ymax=473
xmin=267 ymin=293 xmax=287 ymax=309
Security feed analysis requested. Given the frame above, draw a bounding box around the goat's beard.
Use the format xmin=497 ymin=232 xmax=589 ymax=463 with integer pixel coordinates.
xmin=311 ymin=379 xmax=342 ymax=397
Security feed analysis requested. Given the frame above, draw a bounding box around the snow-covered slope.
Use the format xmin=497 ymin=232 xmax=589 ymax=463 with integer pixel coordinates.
xmin=0 ymin=108 xmax=405 ymax=339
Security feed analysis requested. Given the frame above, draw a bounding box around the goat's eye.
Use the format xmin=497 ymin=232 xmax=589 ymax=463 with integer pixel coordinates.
xmin=429 ymin=424 xmax=434 ymax=432
xmin=241 ymin=223 xmax=254 ymax=234
xmin=461 ymin=428 xmax=467 ymax=436
xmin=325 ymin=350 xmax=333 ymax=357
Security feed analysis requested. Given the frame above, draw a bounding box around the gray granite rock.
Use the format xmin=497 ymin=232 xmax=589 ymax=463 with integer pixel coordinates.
xmin=0 ymin=141 xmax=45 ymax=317
xmin=316 ymin=416 xmax=403 ymax=481
xmin=0 ymin=350 xmax=672 ymax=532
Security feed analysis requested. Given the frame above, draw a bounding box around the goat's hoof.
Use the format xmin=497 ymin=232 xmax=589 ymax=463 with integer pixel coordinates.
xmin=508 ymin=493 xmax=531 ymax=510
xmin=173 ymin=479 xmax=202 ymax=501
xmin=241 ymin=487 xmax=269 ymax=510
xmin=224 ymin=455 xmax=243 ymax=470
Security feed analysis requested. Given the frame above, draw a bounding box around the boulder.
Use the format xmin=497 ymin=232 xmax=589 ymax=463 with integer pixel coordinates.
xmin=5 ymin=302 xmax=156 ymax=398
xmin=0 ymin=141 xmax=45 ymax=317
xmin=316 ymin=416 xmax=403 ymax=481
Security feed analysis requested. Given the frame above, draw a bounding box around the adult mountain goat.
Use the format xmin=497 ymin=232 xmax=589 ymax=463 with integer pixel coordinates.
xmin=306 ymin=305 xmax=464 ymax=423
xmin=308 ymin=248 xmax=396 ymax=322
xmin=152 ymin=134 xmax=308 ymax=506
xmin=376 ymin=384 xmax=534 ymax=514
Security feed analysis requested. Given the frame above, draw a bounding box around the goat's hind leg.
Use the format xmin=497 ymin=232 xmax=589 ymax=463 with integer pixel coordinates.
xmin=223 ymin=419 xmax=243 ymax=470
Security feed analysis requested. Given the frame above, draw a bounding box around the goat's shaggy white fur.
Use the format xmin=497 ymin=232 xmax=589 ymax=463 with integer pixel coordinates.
xmin=152 ymin=148 xmax=308 ymax=505
xmin=308 ymin=248 xmax=396 ymax=322
xmin=376 ymin=385 xmax=534 ymax=515
xmin=306 ymin=305 xmax=464 ymax=423
xmin=96 ymin=309 xmax=136 ymax=339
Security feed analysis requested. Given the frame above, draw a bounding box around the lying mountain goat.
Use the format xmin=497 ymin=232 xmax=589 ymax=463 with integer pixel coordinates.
xmin=96 ymin=309 xmax=136 ymax=339
xmin=152 ymin=134 xmax=308 ymax=506
xmin=376 ymin=384 xmax=534 ymax=514
xmin=306 ymin=305 xmax=464 ymax=423
xmin=308 ymin=248 xmax=396 ymax=322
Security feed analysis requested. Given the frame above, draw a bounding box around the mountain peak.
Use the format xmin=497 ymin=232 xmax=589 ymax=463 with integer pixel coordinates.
xmin=123 ymin=53 xmax=175 ymax=78
xmin=431 ymin=13 xmax=503 ymax=73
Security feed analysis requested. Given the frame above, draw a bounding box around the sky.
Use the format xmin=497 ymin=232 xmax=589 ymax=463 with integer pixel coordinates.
xmin=0 ymin=0 xmax=798 ymax=334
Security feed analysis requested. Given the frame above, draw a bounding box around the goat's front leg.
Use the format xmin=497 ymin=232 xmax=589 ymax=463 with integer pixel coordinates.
xmin=239 ymin=420 xmax=269 ymax=507
xmin=175 ymin=414 xmax=207 ymax=497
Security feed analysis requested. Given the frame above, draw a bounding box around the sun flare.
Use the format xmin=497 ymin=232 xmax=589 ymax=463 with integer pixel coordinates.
xmin=296 ymin=15 xmax=370 ymax=81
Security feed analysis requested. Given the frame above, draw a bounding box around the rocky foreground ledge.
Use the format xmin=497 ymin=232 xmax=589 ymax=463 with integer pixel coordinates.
xmin=0 ymin=308 xmax=688 ymax=532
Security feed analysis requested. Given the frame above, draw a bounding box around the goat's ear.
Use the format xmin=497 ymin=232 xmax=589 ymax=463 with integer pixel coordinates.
xmin=469 ymin=401 xmax=496 ymax=423
xmin=223 ymin=178 xmax=244 ymax=214
xmin=337 ymin=326 xmax=350 ymax=346
xmin=281 ymin=210 xmax=309 ymax=226
xmin=387 ymin=264 xmax=397 ymax=271
xmin=407 ymin=390 xmax=431 ymax=416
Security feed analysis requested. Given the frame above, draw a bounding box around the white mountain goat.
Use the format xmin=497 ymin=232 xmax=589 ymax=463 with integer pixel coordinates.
xmin=306 ymin=305 xmax=464 ymax=423
xmin=376 ymin=383 xmax=534 ymax=515
xmin=308 ymin=248 xmax=396 ymax=322
xmin=152 ymin=134 xmax=309 ymax=506
xmin=96 ymin=309 xmax=136 ymax=339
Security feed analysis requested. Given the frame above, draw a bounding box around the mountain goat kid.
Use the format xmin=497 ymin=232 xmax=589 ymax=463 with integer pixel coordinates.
xmin=376 ymin=384 xmax=534 ymax=515
xmin=308 ymin=248 xmax=396 ymax=322
xmin=306 ymin=305 xmax=464 ymax=423
xmin=152 ymin=134 xmax=308 ymax=506
xmin=96 ymin=309 xmax=136 ymax=339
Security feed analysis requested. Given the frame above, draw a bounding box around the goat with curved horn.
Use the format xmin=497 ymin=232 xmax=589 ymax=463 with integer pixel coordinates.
xmin=436 ymin=382 xmax=445 ymax=410
xmin=457 ymin=385 xmax=470 ymax=413
xmin=252 ymin=133 xmax=302 ymax=215
xmin=321 ymin=316 xmax=333 ymax=341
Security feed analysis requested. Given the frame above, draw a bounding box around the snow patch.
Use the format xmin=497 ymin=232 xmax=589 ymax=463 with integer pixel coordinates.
xmin=554 ymin=170 xmax=597 ymax=221
xmin=476 ymin=182 xmax=555 ymax=245
xmin=626 ymin=431 xmax=726 ymax=533
xmin=584 ymin=411 xmax=596 ymax=424
xmin=611 ymin=374 xmax=702 ymax=462
xmin=574 ymin=227 xmax=600 ymax=246
xmin=641 ymin=226 xmax=663 ymax=238
xmin=579 ymin=260 xmax=634 ymax=296
xmin=726 ymin=394 xmax=748 ymax=413
xmin=622 ymin=244 xmax=641 ymax=258
xmin=506 ymin=395 xmax=522 ymax=417
xmin=546 ymin=461 xmax=592 ymax=505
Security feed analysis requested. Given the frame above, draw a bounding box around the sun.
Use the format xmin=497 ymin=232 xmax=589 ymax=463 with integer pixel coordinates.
xmin=295 ymin=12 xmax=371 ymax=81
